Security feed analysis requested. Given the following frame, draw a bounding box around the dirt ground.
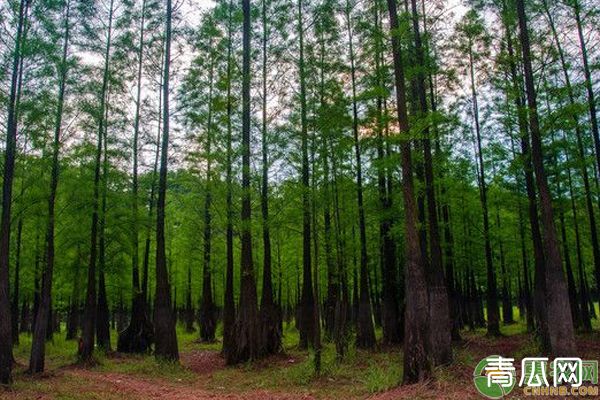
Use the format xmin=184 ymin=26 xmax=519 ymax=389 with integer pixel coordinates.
xmin=2 ymin=330 xmax=600 ymax=399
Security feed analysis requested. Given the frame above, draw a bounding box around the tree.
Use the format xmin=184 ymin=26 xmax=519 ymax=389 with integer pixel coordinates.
xmin=259 ymin=0 xmax=282 ymax=356
xmin=79 ymin=0 xmax=115 ymax=362
xmin=118 ymin=0 xmax=154 ymax=354
xmin=297 ymin=0 xmax=316 ymax=351
xmin=386 ymin=0 xmax=431 ymax=383
xmin=453 ymin=10 xmax=500 ymax=336
xmin=29 ymin=0 xmax=72 ymax=373
xmin=409 ymin=0 xmax=451 ymax=362
xmin=515 ymin=0 xmax=575 ymax=355
xmin=153 ymin=0 xmax=179 ymax=361
xmin=0 ymin=0 xmax=28 ymax=384
xmin=226 ymin=0 xmax=262 ymax=364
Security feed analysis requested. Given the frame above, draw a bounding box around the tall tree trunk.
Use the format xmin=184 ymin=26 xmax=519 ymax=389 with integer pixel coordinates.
xmin=259 ymin=0 xmax=282 ymax=356
xmin=467 ymin=37 xmax=500 ymax=337
xmin=118 ymin=0 xmax=153 ymax=353
xmin=297 ymin=0 xmax=315 ymax=350
xmin=222 ymin=0 xmax=236 ymax=359
xmin=516 ymin=0 xmax=575 ymax=355
xmin=501 ymin=8 xmax=541 ymax=334
xmin=374 ymin=0 xmax=400 ymax=346
xmin=544 ymin=0 xmax=600 ymax=307
xmin=572 ymin=0 xmax=600 ymax=235
xmin=153 ymin=0 xmax=178 ymax=361
xmin=330 ymin=134 xmax=350 ymax=359
xmin=80 ymin=0 xmax=114 ymax=362
xmin=96 ymin=103 xmax=111 ymax=352
xmin=29 ymin=2 xmax=70 ymax=373
xmin=563 ymin=142 xmax=592 ymax=331
xmin=510 ymin=136 xmax=534 ymax=331
xmin=141 ymin=58 xmax=163 ymax=304
xmin=386 ymin=0 xmax=431 ymax=383
xmin=494 ymin=202 xmax=513 ymax=324
xmin=409 ymin=0 xmax=451 ymax=363
xmin=346 ymin=0 xmax=375 ymax=349
xmin=227 ymin=0 xmax=262 ymax=364
xmin=0 ymin=0 xmax=28 ymax=383
xmin=199 ymin=54 xmax=217 ymax=343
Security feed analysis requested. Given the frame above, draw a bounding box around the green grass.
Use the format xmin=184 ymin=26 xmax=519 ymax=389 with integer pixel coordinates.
xmin=8 ymin=307 xmax=600 ymax=399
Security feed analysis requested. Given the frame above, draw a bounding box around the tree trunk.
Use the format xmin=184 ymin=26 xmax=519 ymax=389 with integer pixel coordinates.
xmin=297 ymin=0 xmax=315 ymax=351
xmin=118 ymin=0 xmax=153 ymax=353
xmin=259 ymin=0 xmax=282 ymax=356
xmin=387 ymin=0 xmax=431 ymax=383
xmin=564 ymin=143 xmax=592 ymax=331
xmin=516 ymin=0 xmax=575 ymax=355
xmin=29 ymin=1 xmax=70 ymax=370
xmin=467 ymin=37 xmax=500 ymax=337
xmin=153 ymin=0 xmax=179 ymax=361
xmin=199 ymin=54 xmax=217 ymax=343
xmin=502 ymin=11 xmax=540 ymax=334
xmin=80 ymin=0 xmax=114 ymax=362
xmin=409 ymin=0 xmax=452 ymax=363
xmin=96 ymin=105 xmax=111 ymax=352
xmin=0 ymin=0 xmax=28 ymax=383
xmin=346 ymin=0 xmax=375 ymax=349
xmin=227 ymin=0 xmax=262 ymax=364
xmin=543 ymin=0 xmax=600 ymax=310
xmin=11 ymin=217 xmax=23 ymax=346
xmin=373 ymin=0 xmax=400 ymax=346
xmin=221 ymin=0 xmax=236 ymax=359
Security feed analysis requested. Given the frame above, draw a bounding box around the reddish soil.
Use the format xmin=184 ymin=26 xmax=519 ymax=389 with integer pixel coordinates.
xmin=4 ymin=333 xmax=600 ymax=399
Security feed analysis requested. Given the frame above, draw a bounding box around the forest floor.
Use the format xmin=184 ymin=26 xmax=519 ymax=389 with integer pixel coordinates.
xmin=3 ymin=315 xmax=600 ymax=399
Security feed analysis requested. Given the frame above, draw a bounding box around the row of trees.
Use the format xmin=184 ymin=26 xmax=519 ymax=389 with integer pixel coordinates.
xmin=1 ymin=0 xmax=599 ymax=385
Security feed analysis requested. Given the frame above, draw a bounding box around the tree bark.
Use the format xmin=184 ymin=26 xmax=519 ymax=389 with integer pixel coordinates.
xmin=29 ymin=2 xmax=70 ymax=371
xmin=467 ymin=36 xmax=500 ymax=336
xmin=118 ymin=0 xmax=153 ymax=353
xmin=297 ymin=0 xmax=315 ymax=350
xmin=199 ymin=53 xmax=217 ymax=343
xmin=221 ymin=0 xmax=236 ymax=359
xmin=386 ymin=0 xmax=431 ymax=383
xmin=153 ymin=0 xmax=179 ymax=361
xmin=80 ymin=0 xmax=114 ymax=362
xmin=346 ymin=0 xmax=375 ymax=349
xmin=409 ymin=0 xmax=451 ymax=363
xmin=0 ymin=0 xmax=28 ymax=383
xmin=227 ymin=0 xmax=262 ymax=364
xmin=516 ymin=0 xmax=575 ymax=355
xmin=259 ymin=0 xmax=282 ymax=356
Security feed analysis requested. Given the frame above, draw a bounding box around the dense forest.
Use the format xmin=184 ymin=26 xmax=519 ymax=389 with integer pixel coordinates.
xmin=0 ymin=0 xmax=600 ymax=396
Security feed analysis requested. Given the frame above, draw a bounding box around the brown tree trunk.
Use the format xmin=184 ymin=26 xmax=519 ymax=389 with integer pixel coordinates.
xmin=153 ymin=0 xmax=179 ymax=361
xmin=346 ymin=0 xmax=375 ymax=349
xmin=28 ymin=1 xmax=71 ymax=373
xmin=374 ymin=0 xmax=400 ymax=346
xmin=227 ymin=0 xmax=262 ymax=364
xmin=0 ymin=0 xmax=28 ymax=383
xmin=516 ymin=0 xmax=575 ymax=355
xmin=118 ymin=0 xmax=153 ymax=353
xmin=221 ymin=0 xmax=236 ymax=359
xmin=199 ymin=54 xmax=217 ymax=343
xmin=297 ymin=0 xmax=315 ymax=350
xmin=409 ymin=0 xmax=451 ymax=363
xmin=467 ymin=36 xmax=500 ymax=336
xmin=259 ymin=0 xmax=282 ymax=356
xmin=80 ymin=0 xmax=114 ymax=362
xmin=387 ymin=0 xmax=431 ymax=383
xmin=96 ymin=107 xmax=111 ymax=352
